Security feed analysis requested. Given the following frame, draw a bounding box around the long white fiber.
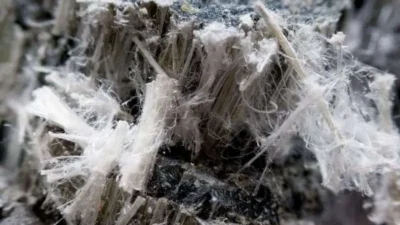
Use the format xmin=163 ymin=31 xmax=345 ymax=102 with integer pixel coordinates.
xmin=119 ymin=73 xmax=177 ymax=193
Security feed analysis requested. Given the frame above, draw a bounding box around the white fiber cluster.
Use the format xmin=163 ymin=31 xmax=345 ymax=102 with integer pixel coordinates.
xmin=22 ymin=0 xmax=400 ymax=223
xmin=28 ymin=72 xmax=121 ymax=224
xmin=119 ymin=73 xmax=177 ymax=193
xmin=28 ymin=70 xmax=178 ymax=224
xmin=238 ymin=2 xmax=400 ymax=195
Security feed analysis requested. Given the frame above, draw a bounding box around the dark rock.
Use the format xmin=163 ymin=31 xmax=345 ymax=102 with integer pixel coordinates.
xmin=147 ymin=157 xmax=280 ymax=224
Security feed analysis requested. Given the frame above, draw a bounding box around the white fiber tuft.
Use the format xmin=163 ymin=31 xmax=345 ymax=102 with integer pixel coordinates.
xmin=119 ymin=73 xmax=177 ymax=193
xmin=27 ymin=87 xmax=93 ymax=135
